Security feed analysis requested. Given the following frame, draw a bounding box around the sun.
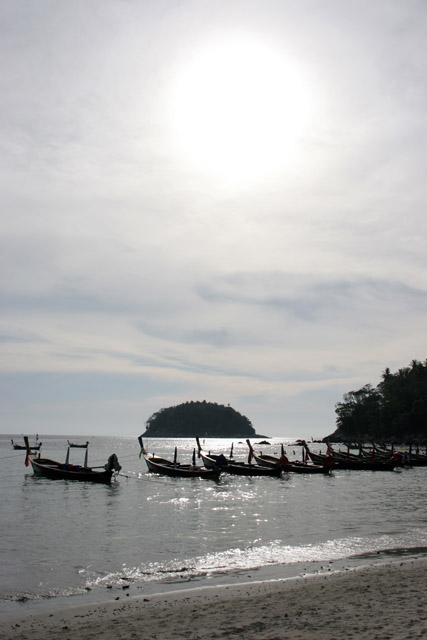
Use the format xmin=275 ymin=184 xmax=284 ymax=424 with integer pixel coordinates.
xmin=169 ymin=35 xmax=312 ymax=185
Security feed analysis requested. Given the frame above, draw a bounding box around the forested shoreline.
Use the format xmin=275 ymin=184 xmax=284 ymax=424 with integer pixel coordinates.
xmin=141 ymin=360 xmax=427 ymax=443
xmin=326 ymin=359 xmax=427 ymax=444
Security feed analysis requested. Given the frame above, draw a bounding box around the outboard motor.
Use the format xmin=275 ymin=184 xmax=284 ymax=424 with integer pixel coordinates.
xmin=105 ymin=453 xmax=122 ymax=473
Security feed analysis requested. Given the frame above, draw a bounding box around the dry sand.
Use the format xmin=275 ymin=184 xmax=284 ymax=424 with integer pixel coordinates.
xmin=2 ymin=559 xmax=427 ymax=640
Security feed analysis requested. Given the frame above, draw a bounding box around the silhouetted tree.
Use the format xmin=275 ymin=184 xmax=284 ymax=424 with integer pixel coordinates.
xmin=331 ymin=358 xmax=427 ymax=443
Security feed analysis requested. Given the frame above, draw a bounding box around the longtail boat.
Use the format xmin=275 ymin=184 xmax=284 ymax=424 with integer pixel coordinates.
xmin=302 ymin=441 xmax=400 ymax=471
xmin=371 ymin=443 xmax=427 ymax=467
xmin=200 ymin=451 xmax=283 ymax=477
xmin=246 ymin=440 xmax=333 ymax=475
xmin=406 ymin=449 xmax=427 ymax=466
xmin=329 ymin=445 xmax=404 ymax=469
xmin=196 ymin=437 xmax=235 ymax=468
xmin=246 ymin=439 xmax=283 ymax=468
xmin=139 ymin=438 xmax=221 ymax=479
xmin=12 ymin=438 xmax=42 ymax=451
xmin=143 ymin=454 xmax=221 ymax=479
xmin=196 ymin=438 xmax=283 ymax=476
xmin=223 ymin=460 xmax=283 ymax=477
xmin=26 ymin=438 xmax=121 ymax=483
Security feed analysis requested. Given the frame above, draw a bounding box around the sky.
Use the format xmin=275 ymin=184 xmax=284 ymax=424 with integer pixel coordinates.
xmin=1 ymin=0 xmax=426 ymax=439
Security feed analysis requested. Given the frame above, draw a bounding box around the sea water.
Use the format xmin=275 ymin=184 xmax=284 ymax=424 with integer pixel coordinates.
xmin=1 ymin=434 xmax=427 ymax=616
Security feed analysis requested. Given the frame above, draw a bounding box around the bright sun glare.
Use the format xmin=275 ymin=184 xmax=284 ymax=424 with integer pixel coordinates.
xmin=170 ymin=36 xmax=312 ymax=184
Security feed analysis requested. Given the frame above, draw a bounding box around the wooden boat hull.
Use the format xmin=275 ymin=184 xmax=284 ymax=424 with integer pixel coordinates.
xmin=288 ymin=462 xmax=332 ymax=474
xmin=199 ymin=452 xmax=231 ymax=469
xmin=144 ymin=456 xmax=221 ymax=480
xmin=253 ymin=455 xmax=330 ymax=475
xmin=251 ymin=454 xmax=280 ymax=468
xmin=224 ymin=462 xmax=283 ymax=477
xmin=247 ymin=441 xmax=331 ymax=475
xmin=334 ymin=458 xmax=396 ymax=471
xmin=201 ymin=450 xmax=283 ymax=476
xmin=372 ymin=445 xmax=427 ymax=467
xmin=29 ymin=457 xmax=114 ymax=483
xmin=306 ymin=449 xmax=397 ymax=471
xmin=406 ymin=457 xmax=427 ymax=467
xmin=13 ymin=443 xmax=41 ymax=450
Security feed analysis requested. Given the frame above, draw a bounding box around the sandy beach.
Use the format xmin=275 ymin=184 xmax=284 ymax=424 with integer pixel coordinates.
xmin=2 ymin=558 xmax=427 ymax=640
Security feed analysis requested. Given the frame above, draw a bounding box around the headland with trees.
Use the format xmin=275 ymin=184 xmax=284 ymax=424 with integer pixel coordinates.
xmin=326 ymin=358 xmax=427 ymax=444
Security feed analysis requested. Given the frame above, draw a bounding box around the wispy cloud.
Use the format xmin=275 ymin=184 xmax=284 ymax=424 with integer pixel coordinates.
xmin=197 ymin=275 xmax=427 ymax=321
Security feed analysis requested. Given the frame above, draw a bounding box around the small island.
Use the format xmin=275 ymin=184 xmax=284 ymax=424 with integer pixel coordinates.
xmin=141 ymin=400 xmax=267 ymax=438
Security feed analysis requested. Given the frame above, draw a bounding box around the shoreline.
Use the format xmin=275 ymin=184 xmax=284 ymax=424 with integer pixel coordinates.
xmin=2 ymin=558 xmax=427 ymax=640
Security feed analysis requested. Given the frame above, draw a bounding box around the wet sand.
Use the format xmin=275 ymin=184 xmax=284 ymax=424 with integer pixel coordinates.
xmin=2 ymin=558 xmax=427 ymax=639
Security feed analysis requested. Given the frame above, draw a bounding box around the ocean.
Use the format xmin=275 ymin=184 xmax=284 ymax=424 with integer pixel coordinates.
xmin=1 ymin=434 xmax=427 ymax=618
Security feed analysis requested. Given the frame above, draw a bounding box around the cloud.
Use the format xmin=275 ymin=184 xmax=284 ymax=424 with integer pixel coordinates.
xmin=196 ymin=274 xmax=427 ymax=322
xmin=0 ymin=332 xmax=48 ymax=344
xmin=1 ymin=0 xmax=427 ymax=436
xmin=138 ymin=321 xmax=235 ymax=347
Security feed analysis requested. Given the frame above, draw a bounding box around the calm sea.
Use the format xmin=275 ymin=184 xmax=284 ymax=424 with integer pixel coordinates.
xmin=1 ymin=434 xmax=427 ymax=618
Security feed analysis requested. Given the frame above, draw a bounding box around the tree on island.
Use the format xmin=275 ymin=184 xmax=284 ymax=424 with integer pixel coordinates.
xmin=326 ymin=358 xmax=427 ymax=444
xmin=141 ymin=401 xmax=263 ymax=438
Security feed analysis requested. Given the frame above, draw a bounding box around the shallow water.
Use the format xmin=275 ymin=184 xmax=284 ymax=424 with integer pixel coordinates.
xmin=1 ymin=434 xmax=426 ymax=613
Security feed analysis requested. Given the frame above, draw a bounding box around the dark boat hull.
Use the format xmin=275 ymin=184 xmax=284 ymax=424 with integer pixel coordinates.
xmin=406 ymin=457 xmax=427 ymax=467
xmin=13 ymin=444 xmax=42 ymax=450
xmin=306 ymin=450 xmax=397 ymax=471
xmin=30 ymin=457 xmax=113 ymax=483
xmin=200 ymin=452 xmax=232 ymax=469
xmin=252 ymin=453 xmax=330 ymax=474
xmin=224 ymin=462 xmax=283 ymax=477
xmin=288 ymin=462 xmax=332 ymax=474
xmin=251 ymin=454 xmax=281 ymax=468
xmin=144 ymin=456 xmax=221 ymax=479
xmin=200 ymin=451 xmax=283 ymax=476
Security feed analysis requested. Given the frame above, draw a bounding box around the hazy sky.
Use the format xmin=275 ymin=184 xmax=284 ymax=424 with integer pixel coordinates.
xmin=1 ymin=0 xmax=426 ymax=438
